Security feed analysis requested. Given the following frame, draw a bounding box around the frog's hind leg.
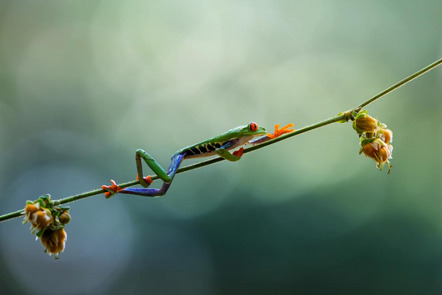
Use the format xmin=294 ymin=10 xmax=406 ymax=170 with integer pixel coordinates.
xmin=119 ymin=152 xmax=185 ymax=197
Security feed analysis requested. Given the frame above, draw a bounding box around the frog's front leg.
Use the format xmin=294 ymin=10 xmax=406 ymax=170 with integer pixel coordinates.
xmin=250 ymin=123 xmax=295 ymax=145
xmin=216 ymin=141 xmax=244 ymax=162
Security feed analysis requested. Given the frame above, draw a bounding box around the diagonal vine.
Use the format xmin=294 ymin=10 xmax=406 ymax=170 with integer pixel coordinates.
xmin=0 ymin=57 xmax=441 ymax=223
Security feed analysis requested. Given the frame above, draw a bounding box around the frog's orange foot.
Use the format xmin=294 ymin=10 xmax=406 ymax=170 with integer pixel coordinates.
xmin=267 ymin=123 xmax=295 ymax=139
xmin=233 ymin=147 xmax=244 ymax=158
xmin=101 ymin=179 xmax=123 ymax=199
xmin=136 ymin=175 xmax=153 ymax=187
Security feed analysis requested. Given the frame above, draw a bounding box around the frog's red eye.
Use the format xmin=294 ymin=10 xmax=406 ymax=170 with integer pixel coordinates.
xmin=249 ymin=122 xmax=258 ymax=131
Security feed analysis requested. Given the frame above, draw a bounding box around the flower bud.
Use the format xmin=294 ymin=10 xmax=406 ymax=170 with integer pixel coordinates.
xmin=361 ymin=138 xmax=393 ymax=169
xmin=379 ymin=129 xmax=393 ymax=144
xmin=40 ymin=228 xmax=67 ymax=256
xmin=25 ymin=204 xmax=53 ymax=230
xmin=59 ymin=212 xmax=71 ymax=224
xmin=353 ymin=112 xmax=378 ymax=134
xmin=32 ymin=210 xmax=53 ymax=230
xmin=24 ymin=196 xmax=71 ymax=258
xmin=25 ymin=203 xmax=39 ymax=217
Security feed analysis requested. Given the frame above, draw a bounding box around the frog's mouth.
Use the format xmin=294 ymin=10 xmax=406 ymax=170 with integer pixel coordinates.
xmin=248 ymin=133 xmax=270 ymax=145
xmin=238 ymin=132 xmax=265 ymax=146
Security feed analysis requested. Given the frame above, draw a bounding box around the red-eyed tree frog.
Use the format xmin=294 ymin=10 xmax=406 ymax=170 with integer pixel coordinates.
xmin=102 ymin=122 xmax=294 ymax=198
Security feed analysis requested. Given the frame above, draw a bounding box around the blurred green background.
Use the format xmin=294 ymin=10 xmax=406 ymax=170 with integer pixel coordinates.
xmin=0 ymin=0 xmax=441 ymax=294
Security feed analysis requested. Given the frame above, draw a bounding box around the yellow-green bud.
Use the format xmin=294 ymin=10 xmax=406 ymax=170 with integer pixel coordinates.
xmin=353 ymin=113 xmax=378 ymax=134
xmin=59 ymin=212 xmax=71 ymax=224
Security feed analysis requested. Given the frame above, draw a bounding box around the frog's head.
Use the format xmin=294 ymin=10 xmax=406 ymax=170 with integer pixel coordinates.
xmin=218 ymin=122 xmax=267 ymax=144
xmin=240 ymin=122 xmax=266 ymax=137
xmin=213 ymin=122 xmax=267 ymax=146
xmin=229 ymin=122 xmax=266 ymax=146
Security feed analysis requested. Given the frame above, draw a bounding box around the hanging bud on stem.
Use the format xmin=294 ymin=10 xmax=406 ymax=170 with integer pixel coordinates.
xmin=349 ymin=110 xmax=394 ymax=173
xmin=353 ymin=111 xmax=379 ymax=135
xmin=40 ymin=228 xmax=67 ymax=257
xmin=23 ymin=194 xmax=71 ymax=258
xmin=360 ymin=138 xmax=393 ymax=173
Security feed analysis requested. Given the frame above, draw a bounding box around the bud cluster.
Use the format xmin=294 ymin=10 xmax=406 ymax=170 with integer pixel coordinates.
xmin=23 ymin=194 xmax=70 ymax=258
xmin=352 ymin=110 xmax=393 ymax=173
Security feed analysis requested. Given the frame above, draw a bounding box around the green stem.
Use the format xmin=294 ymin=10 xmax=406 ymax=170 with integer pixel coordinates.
xmin=357 ymin=57 xmax=442 ymax=109
xmin=0 ymin=57 xmax=441 ymax=223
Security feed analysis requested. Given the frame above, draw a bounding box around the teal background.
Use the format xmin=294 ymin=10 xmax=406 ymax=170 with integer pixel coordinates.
xmin=0 ymin=1 xmax=441 ymax=294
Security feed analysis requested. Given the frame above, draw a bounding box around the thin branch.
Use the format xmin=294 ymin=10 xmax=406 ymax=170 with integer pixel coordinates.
xmin=357 ymin=57 xmax=442 ymax=110
xmin=0 ymin=57 xmax=441 ymax=223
